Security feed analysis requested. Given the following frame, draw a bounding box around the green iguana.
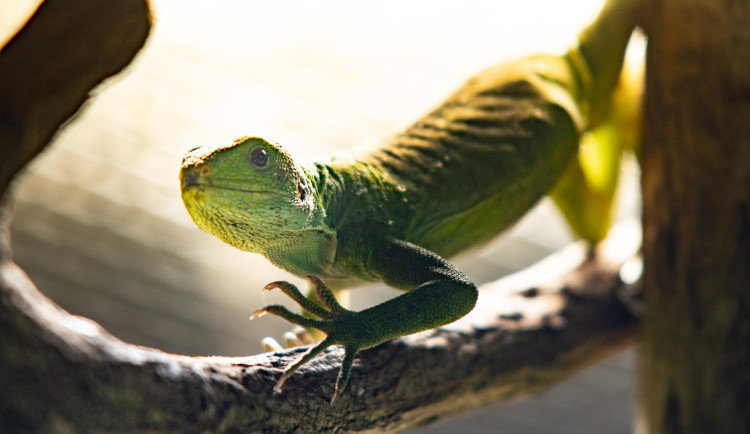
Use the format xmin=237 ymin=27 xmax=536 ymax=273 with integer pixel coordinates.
xmin=180 ymin=0 xmax=641 ymax=403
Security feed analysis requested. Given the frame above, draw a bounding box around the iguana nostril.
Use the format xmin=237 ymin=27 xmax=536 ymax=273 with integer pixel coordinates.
xmin=180 ymin=166 xmax=201 ymax=188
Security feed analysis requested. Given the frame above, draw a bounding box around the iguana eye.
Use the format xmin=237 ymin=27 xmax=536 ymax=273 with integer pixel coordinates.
xmin=250 ymin=147 xmax=268 ymax=167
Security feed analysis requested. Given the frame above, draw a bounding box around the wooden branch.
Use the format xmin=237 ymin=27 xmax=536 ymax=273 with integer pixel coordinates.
xmin=0 ymin=0 xmax=151 ymax=193
xmin=0 ymin=222 xmax=640 ymax=432
xmin=0 ymin=1 xmax=639 ymax=431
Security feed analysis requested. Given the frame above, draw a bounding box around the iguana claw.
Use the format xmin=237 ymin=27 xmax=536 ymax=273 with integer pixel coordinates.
xmin=253 ymin=277 xmax=360 ymax=404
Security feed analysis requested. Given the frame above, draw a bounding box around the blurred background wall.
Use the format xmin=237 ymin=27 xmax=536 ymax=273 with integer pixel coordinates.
xmin=1 ymin=1 xmax=639 ymax=431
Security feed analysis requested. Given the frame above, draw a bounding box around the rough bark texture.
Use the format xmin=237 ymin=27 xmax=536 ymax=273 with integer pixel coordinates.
xmin=0 ymin=233 xmax=638 ymax=432
xmin=0 ymin=0 xmax=639 ymax=432
xmin=639 ymin=0 xmax=750 ymax=432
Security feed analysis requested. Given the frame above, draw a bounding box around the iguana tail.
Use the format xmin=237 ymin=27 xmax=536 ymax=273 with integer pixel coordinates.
xmin=568 ymin=0 xmax=643 ymax=128
xmin=552 ymin=0 xmax=645 ymax=245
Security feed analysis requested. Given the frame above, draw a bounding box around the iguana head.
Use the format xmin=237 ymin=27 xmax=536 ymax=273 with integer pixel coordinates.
xmin=180 ymin=136 xmax=319 ymax=252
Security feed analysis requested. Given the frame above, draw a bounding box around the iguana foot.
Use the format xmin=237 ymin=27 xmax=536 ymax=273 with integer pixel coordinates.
xmin=251 ymin=276 xmax=362 ymax=404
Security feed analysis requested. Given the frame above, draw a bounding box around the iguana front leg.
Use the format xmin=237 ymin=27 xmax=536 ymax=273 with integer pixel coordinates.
xmin=254 ymin=238 xmax=477 ymax=404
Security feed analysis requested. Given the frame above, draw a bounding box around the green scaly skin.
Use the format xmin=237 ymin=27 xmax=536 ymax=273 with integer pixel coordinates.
xmin=180 ymin=0 xmax=640 ymax=404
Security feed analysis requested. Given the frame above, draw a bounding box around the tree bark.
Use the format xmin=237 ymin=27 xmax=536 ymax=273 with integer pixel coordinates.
xmin=1 ymin=228 xmax=638 ymax=432
xmin=639 ymin=0 xmax=750 ymax=432
xmin=0 ymin=0 xmax=639 ymax=432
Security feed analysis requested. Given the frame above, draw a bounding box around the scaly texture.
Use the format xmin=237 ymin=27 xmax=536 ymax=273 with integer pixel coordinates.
xmin=180 ymin=0 xmax=640 ymax=402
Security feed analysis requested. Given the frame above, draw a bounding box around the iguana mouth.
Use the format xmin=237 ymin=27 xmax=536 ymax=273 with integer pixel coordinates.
xmin=180 ymin=169 xmax=285 ymax=197
xmin=203 ymin=184 xmax=287 ymax=198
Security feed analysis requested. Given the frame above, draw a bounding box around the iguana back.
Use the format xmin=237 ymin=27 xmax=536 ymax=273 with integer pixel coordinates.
xmin=368 ymin=56 xmax=583 ymax=258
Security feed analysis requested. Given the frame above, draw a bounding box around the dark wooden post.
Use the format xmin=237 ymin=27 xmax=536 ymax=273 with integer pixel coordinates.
xmin=639 ymin=0 xmax=750 ymax=431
